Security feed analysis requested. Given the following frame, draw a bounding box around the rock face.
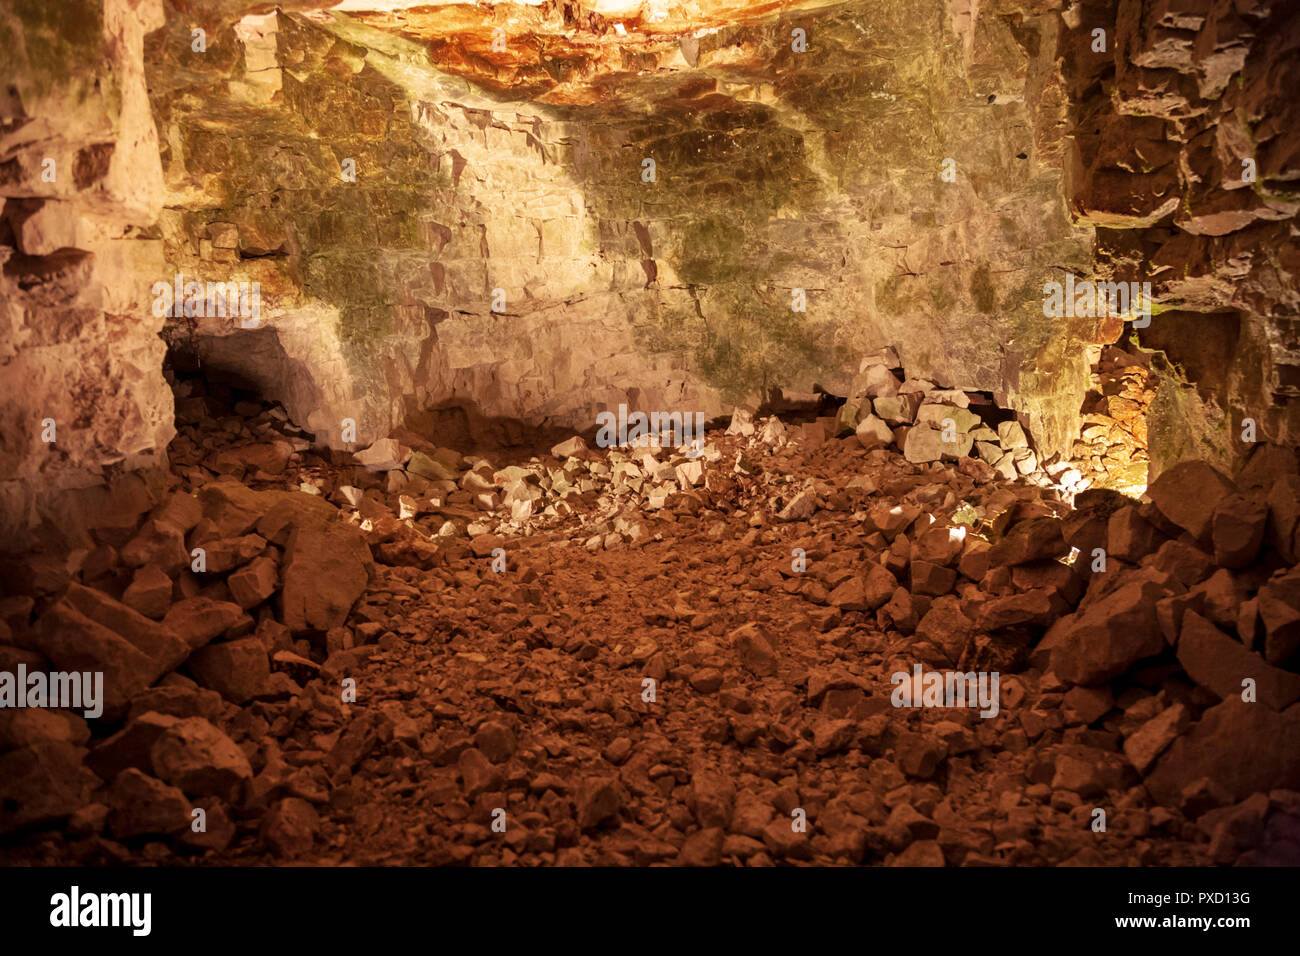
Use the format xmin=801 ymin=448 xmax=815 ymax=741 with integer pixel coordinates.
xmin=0 ymin=0 xmax=173 ymax=540
xmin=145 ymin=1 xmax=1105 ymax=460
xmin=1068 ymin=0 xmax=1300 ymax=474
xmin=3 ymin=0 xmax=1109 ymax=542
xmin=5 ymin=0 xmax=1300 ymax=536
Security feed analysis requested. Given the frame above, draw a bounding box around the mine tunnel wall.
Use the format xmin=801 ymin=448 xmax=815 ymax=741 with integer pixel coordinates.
xmin=1 ymin=0 xmax=1299 ymax=539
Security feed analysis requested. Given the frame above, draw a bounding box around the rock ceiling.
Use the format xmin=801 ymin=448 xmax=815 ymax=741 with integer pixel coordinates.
xmin=329 ymin=0 xmax=847 ymax=105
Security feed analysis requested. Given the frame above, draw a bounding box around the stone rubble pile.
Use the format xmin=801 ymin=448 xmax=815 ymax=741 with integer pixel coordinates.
xmin=1 ymin=376 xmax=1297 ymax=866
xmin=1071 ymin=344 xmax=1156 ymax=493
xmin=831 ymin=348 xmax=1110 ymax=497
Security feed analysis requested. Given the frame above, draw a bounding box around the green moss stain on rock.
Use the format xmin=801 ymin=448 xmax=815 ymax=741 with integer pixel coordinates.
xmin=558 ymin=0 xmax=1094 ymax=429
xmin=4 ymin=0 xmax=117 ymax=115
xmin=567 ymin=82 xmax=832 ymax=398
xmin=151 ymin=12 xmax=448 ymax=369
xmin=969 ymin=263 xmax=997 ymax=314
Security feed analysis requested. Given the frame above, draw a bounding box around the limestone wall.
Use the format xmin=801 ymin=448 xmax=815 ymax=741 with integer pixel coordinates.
xmin=0 ymin=0 xmax=172 ymax=539
xmin=145 ymin=1 xmax=1104 ymax=458
xmin=4 ymin=0 xmax=1299 ymax=539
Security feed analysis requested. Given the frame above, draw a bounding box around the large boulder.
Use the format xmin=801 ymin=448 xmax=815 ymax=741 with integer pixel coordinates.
xmin=187 ymin=638 xmax=271 ymax=704
xmin=1145 ymin=460 xmax=1234 ymax=543
xmin=1211 ymin=492 xmax=1268 ymax=568
xmin=989 ymin=517 xmax=1067 ymax=567
xmin=150 ymin=717 xmax=253 ymax=803
xmin=0 ymin=741 xmax=98 ymax=835
xmin=1145 ymin=699 xmax=1300 ymax=807
xmin=855 ymin=414 xmax=894 ymax=450
xmin=1257 ymin=568 xmax=1300 ymax=667
xmin=1178 ymin=612 xmax=1300 ymax=710
xmin=27 ymin=603 xmax=167 ymax=717
xmin=1049 ymin=570 xmax=1170 ymax=685
xmin=107 ymin=769 xmax=193 ymax=839
xmin=63 ymin=583 xmax=190 ymax=672
xmin=280 ymin=522 xmax=372 ymax=632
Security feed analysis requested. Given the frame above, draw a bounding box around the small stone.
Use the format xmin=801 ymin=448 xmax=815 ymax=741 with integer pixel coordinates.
xmin=1051 ymin=753 xmax=1105 ymax=797
xmin=163 ymin=597 xmax=248 ymax=650
xmin=976 ymin=589 xmax=1054 ymax=630
xmin=150 ymin=717 xmax=253 ymax=803
xmin=107 ymin=768 xmax=192 ymax=839
xmin=778 ymin=490 xmax=818 ymax=522
xmin=122 ymin=565 xmax=173 ymax=620
xmin=68 ymin=802 xmax=109 ymax=838
xmin=910 ymin=560 xmax=956 ymax=597
xmin=860 ymin=364 xmax=903 ymax=398
xmin=864 ymin=564 xmax=899 ymax=609
xmin=202 ymin=534 xmax=267 ymax=573
xmin=731 ymin=624 xmax=778 ymax=677
xmin=675 ymin=459 xmax=704 ymax=489
xmin=261 ymin=797 xmax=319 ymax=858
xmin=120 ymin=519 xmax=189 ymax=574
xmin=1062 ymin=686 xmax=1113 ymax=725
xmin=458 ymin=748 xmax=497 ymax=797
xmin=602 ymin=737 xmax=633 ymax=764
xmin=0 ymin=708 xmax=89 ymax=750
xmin=473 ymin=721 xmax=517 ymax=763
xmin=903 ymin=426 xmax=945 ymax=463
xmin=186 ymin=637 xmax=271 ymax=704
xmin=691 ymin=771 xmax=736 ymax=829
xmin=178 ymin=797 xmax=237 ymax=852
xmin=551 ymin=436 xmax=588 ymax=459
xmin=761 ymin=817 xmax=811 ymax=860
xmin=353 ymin=438 xmax=409 ymax=472
xmin=997 ymin=421 xmax=1029 ymax=448
xmin=829 ymin=576 xmax=868 ymax=610
xmin=873 ymin=393 xmax=922 ymax=425
xmin=914 ymin=525 xmax=965 ymax=566
xmin=689 ymin=667 xmax=725 ymax=693
xmin=576 ymin=776 xmax=623 ymax=830
xmin=407 ymin=452 xmax=458 ymax=481
xmin=677 ymin=827 xmax=725 ymax=866
xmin=87 ymin=711 xmax=181 ymax=781
xmin=890 ymin=840 xmax=945 ymax=866
xmin=1123 ymin=703 xmax=1190 ymax=774
xmin=227 ymin=556 xmax=279 ymax=609
xmin=895 ymin=731 xmax=947 ymax=778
